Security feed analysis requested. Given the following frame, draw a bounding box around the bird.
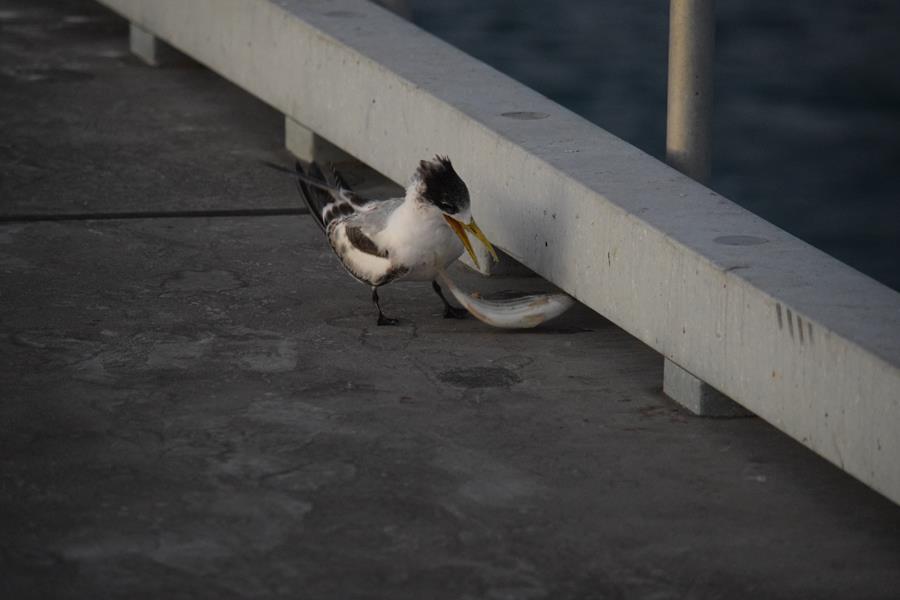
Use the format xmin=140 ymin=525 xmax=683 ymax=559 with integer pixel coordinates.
xmin=291 ymin=155 xmax=498 ymax=326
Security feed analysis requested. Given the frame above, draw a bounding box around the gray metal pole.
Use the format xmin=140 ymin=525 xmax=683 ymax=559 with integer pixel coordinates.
xmin=666 ymin=0 xmax=715 ymax=184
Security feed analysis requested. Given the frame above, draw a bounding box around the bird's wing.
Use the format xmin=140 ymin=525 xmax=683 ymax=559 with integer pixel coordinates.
xmin=280 ymin=160 xmax=408 ymax=286
xmin=327 ymin=199 xmax=407 ymax=287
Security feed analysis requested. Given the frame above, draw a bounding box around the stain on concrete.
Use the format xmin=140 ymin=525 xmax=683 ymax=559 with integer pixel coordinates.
xmin=244 ymin=400 xmax=341 ymax=435
xmin=1 ymin=66 xmax=95 ymax=83
xmin=323 ymin=9 xmax=359 ymax=18
xmin=0 ymin=225 xmax=26 ymax=244
xmin=433 ymin=446 xmax=541 ymax=507
xmin=492 ymin=354 xmax=535 ymax=370
xmin=11 ymin=330 xmax=104 ymax=369
xmin=501 ymin=111 xmax=549 ymax=120
xmin=438 ymin=366 xmax=521 ymax=388
xmin=146 ymin=335 xmax=213 ymax=369
xmin=359 ymin=323 xmax=417 ymax=351
xmin=234 ymin=337 xmax=298 ymax=373
xmin=714 ymin=235 xmax=769 ymax=246
xmin=0 ymin=254 xmax=33 ymax=271
xmin=161 ymin=269 xmax=245 ymax=292
xmin=141 ymin=329 xmax=299 ymax=373
xmin=261 ymin=460 xmax=358 ymax=492
xmin=71 ymin=353 xmax=116 ymax=384
xmin=60 ymin=490 xmax=312 ymax=570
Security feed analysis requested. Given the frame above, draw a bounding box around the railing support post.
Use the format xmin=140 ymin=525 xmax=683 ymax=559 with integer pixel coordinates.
xmin=128 ymin=23 xmax=189 ymax=67
xmin=285 ymin=116 xmax=355 ymax=164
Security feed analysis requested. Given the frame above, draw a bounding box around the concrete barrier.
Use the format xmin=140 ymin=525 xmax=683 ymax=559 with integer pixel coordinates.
xmin=96 ymin=0 xmax=900 ymax=504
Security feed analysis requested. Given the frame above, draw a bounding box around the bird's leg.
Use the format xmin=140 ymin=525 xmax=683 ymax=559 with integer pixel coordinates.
xmin=372 ymin=287 xmax=399 ymax=326
xmin=432 ymin=280 xmax=468 ymax=319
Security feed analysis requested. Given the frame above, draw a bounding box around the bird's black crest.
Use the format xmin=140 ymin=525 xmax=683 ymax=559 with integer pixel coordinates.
xmin=415 ymin=155 xmax=470 ymax=215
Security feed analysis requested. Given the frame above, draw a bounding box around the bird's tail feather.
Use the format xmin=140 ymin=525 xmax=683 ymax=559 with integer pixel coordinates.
xmin=261 ymin=159 xmax=365 ymax=231
xmin=294 ymin=161 xmax=332 ymax=232
xmin=322 ymin=162 xmax=351 ymax=192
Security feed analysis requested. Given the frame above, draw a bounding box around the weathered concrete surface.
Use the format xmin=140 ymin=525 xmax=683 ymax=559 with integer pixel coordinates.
xmin=4 ymin=217 xmax=900 ymax=600
xmin=89 ymin=0 xmax=900 ymax=504
xmin=2 ymin=2 xmax=900 ymax=599
xmin=0 ymin=0 xmax=295 ymax=217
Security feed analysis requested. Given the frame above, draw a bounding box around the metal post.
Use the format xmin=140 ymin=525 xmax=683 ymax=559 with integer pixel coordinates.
xmin=666 ymin=0 xmax=715 ymax=183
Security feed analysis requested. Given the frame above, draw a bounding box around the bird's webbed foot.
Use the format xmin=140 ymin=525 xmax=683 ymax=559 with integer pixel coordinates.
xmin=432 ymin=280 xmax=467 ymax=320
xmin=377 ymin=314 xmax=400 ymax=326
xmin=372 ymin=287 xmax=399 ymax=326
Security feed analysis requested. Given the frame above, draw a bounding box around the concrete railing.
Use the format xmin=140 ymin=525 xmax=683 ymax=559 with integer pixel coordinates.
xmin=96 ymin=0 xmax=900 ymax=505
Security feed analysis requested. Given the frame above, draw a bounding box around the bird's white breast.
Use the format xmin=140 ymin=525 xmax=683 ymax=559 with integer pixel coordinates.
xmin=377 ymin=200 xmax=463 ymax=281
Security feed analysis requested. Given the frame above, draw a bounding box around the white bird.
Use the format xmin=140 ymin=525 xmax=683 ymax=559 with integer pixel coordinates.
xmin=292 ymin=156 xmax=498 ymax=325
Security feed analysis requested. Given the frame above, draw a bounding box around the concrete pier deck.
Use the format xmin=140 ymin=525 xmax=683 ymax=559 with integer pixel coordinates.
xmin=2 ymin=2 xmax=899 ymax=598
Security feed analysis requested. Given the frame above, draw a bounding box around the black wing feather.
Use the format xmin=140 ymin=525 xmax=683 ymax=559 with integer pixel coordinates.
xmin=294 ymin=161 xmax=328 ymax=232
xmin=265 ymin=159 xmax=378 ymax=232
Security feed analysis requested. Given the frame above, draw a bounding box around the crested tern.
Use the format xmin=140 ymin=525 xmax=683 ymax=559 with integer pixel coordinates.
xmin=293 ymin=156 xmax=498 ymax=325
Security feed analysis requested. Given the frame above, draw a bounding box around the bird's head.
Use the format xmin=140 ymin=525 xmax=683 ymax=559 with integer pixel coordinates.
xmin=414 ymin=155 xmax=498 ymax=269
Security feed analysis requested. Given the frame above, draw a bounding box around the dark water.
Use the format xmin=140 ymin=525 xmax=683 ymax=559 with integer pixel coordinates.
xmin=411 ymin=1 xmax=900 ymax=290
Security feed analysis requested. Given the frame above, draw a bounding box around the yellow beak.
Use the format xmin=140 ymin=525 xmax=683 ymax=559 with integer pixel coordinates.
xmin=443 ymin=215 xmax=500 ymax=269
